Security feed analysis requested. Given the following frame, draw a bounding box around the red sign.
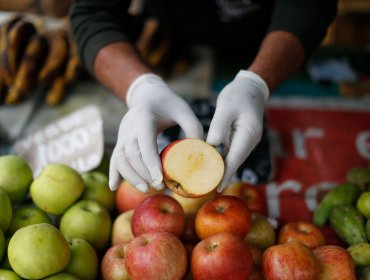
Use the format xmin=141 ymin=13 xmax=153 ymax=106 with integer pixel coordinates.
xmin=263 ymin=105 xmax=370 ymax=226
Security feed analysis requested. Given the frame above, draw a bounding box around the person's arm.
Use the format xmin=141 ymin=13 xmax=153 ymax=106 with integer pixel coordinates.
xmin=248 ymin=0 xmax=338 ymax=92
xmin=207 ymin=0 xmax=338 ymax=191
xmin=248 ymin=31 xmax=304 ymax=93
xmin=69 ymin=0 xmax=203 ymax=192
xmin=93 ymin=42 xmax=151 ymax=102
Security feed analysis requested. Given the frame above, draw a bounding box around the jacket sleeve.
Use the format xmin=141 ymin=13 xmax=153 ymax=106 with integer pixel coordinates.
xmin=69 ymin=0 xmax=136 ymax=74
xmin=268 ymin=0 xmax=338 ymax=58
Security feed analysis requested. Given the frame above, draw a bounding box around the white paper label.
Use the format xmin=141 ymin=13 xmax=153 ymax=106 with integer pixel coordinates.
xmin=12 ymin=105 xmax=104 ymax=177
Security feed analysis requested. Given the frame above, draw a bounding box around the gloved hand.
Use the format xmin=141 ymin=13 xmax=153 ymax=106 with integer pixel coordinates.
xmin=207 ymin=70 xmax=269 ymax=192
xmin=109 ymin=73 xmax=203 ymax=192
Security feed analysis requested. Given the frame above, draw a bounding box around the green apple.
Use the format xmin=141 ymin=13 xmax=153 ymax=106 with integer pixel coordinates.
xmin=6 ymin=206 xmax=52 ymax=237
xmin=0 ymin=155 xmax=33 ymax=204
xmin=30 ymin=163 xmax=84 ymax=215
xmin=63 ymin=238 xmax=99 ymax=280
xmin=357 ymin=192 xmax=370 ymax=218
xmin=81 ymin=171 xmax=115 ymax=212
xmin=0 ymin=269 xmax=22 ymax=280
xmin=0 ymin=230 xmax=4 ymax=263
xmin=43 ymin=272 xmax=81 ymax=279
xmin=8 ymin=223 xmax=70 ymax=279
xmin=60 ymin=199 xmax=112 ymax=252
xmin=0 ymin=189 xmax=12 ymax=233
xmin=0 ymin=238 xmax=11 ymax=270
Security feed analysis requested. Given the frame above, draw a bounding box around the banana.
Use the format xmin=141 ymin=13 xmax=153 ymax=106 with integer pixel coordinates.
xmin=37 ymin=29 xmax=69 ymax=86
xmin=46 ymin=34 xmax=82 ymax=106
xmin=1 ymin=17 xmax=37 ymax=86
xmin=5 ymin=33 xmax=48 ymax=104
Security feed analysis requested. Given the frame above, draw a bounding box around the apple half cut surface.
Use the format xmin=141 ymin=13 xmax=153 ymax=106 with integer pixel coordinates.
xmin=161 ymin=138 xmax=224 ymax=198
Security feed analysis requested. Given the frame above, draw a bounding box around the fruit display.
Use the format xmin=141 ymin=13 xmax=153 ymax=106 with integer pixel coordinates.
xmin=0 ymin=13 xmax=82 ymax=106
xmin=0 ymin=151 xmax=369 ymax=279
xmin=313 ymin=165 xmax=370 ymax=279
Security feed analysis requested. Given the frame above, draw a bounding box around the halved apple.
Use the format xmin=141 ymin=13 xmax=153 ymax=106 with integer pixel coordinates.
xmin=160 ymin=138 xmax=224 ymax=198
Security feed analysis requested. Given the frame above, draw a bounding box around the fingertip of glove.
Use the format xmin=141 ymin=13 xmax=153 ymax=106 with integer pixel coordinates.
xmin=109 ymin=183 xmax=119 ymax=191
xmin=136 ymin=183 xmax=149 ymax=193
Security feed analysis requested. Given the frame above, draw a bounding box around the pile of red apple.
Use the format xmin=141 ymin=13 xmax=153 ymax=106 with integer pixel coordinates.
xmin=0 ymin=139 xmax=365 ymax=279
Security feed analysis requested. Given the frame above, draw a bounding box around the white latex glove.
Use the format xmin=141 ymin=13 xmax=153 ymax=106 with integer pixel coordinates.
xmin=109 ymin=73 xmax=203 ymax=192
xmin=207 ymin=70 xmax=269 ymax=192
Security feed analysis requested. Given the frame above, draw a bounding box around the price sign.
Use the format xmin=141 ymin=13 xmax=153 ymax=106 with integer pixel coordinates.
xmin=13 ymin=105 xmax=104 ymax=176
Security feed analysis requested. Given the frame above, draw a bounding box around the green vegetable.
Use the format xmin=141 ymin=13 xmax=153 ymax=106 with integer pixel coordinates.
xmin=313 ymin=183 xmax=361 ymax=226
xmin=329 ymin=204 xmax=367 ymax=245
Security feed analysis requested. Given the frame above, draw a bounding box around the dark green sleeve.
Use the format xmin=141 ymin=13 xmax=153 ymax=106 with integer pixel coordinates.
xmin=69 ymin=0 xmax=135 ymax=74
xmin=268 ymin=0 xmax=338 ymax=58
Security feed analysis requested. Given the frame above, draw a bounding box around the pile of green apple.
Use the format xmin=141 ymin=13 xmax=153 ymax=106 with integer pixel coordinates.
xmin=0 ymin=154 xmax=115 ymax=279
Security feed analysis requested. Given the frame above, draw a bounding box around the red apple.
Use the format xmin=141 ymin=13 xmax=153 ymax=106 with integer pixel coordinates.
xmin=161 ymin=139 xmax=224 ymax=198
xmin=101 ymin=243 xmax=130 ymax=280
xmin=262 ymin=240 xmax=318 ymax=280
xmin=222 ymin=181 xmax=267 ymax=216
xmin=115 ymin=180 xmax=162 ymax=213
xmin=278 ymin=221 xmax=325 ymax=250
xmin=131 ymin=194 xmax=185 ymax=237
xmin=124 ymin=231 xmax=187 ymax=280
xmin=170 ymin=190 xmax=217 ymax=214
xmin=195 ymin=195 xmax=251 ymax=240
xmin=245 ymin=213 xmax=276 ymax=250
xmin=111 ymin=210 xmax=134 ymax=245
xmin=313 ymin=245 xmax=356 ymax=280
xmin=191 ymin=232 xmax=253 ymax=280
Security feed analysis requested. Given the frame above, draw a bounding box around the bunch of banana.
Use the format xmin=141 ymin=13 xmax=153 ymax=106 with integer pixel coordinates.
xmin=0 ymin=14 xmax=82 ymax=106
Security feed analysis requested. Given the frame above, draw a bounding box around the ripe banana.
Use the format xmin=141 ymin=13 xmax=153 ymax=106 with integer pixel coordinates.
xmin=38 ymin=29 xmax=69 ymax=86
xmin=0 ymin=16 xmax=37 ymax=86
xmin=5 ymin=33 xmax=48 ymax=104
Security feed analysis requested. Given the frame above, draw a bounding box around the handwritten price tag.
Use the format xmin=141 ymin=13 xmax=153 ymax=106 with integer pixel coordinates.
xmin=12 ymin=105 xmax=104 ymax=176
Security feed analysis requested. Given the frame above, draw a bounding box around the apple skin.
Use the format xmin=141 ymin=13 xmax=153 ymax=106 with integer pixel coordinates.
xmin=357 ymin=191 xmax=370 ymax=218
xmin=60 ymin=199 xmax=112 ymax=252
xmin=0 ymin=230 xmax=4 ymax=262
xmin=30 ymin=163 xmax=84 ymax=215
xmin=6 ymin=206 xmax=52 ymax=237
xmin=8 ymin=223 xmax=70 ymax=279
xmin=245 ymin=213 xmax=276 ymax=251
xmin=43 ymin=272 xmax=81 ymax=280
xmin=262 ymin=240 xmax=318 ymax=280
xmin=63 ymin=238 xmax=99 ymax=280
xmin=0 ymin=238 xmax=11 ymax=270
xmin=0 ymin=155 xmax=33 ymax=204
xmin=278 ymin=221 xmax=325 ymax=250
xmin=101 ymin=243 xmax=130 ymax=280
xmin=170 ymin=190 xmax=216 ymax=214
xmin=313 ymin=245 xmax=356 ymax=280
xmin=131 ymin=194 xmax=185 ymax=238
xmin=161 ymin=139 xmax=224 ymax=198
xmin=81 ymin=171 xmax=116 ymax=213
xmin=0 ymin=189 xmax=12 ymax=233
xmin=191 ymin=232 xmax=253 ymax=280
xmin=0 ymin=269 xmax=22 ymax=280
xmin=124 ymin=231 xmax=187 ymax=280
xmin=111 ymin=209 xmax=135 ymax=245
xmin=195 ymin=195 xmax=251 ymax=240
xmin=222 ymin=181 xmax=268 ymax=216
xmin=115 ymin=180 xmax=162 ymax=213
